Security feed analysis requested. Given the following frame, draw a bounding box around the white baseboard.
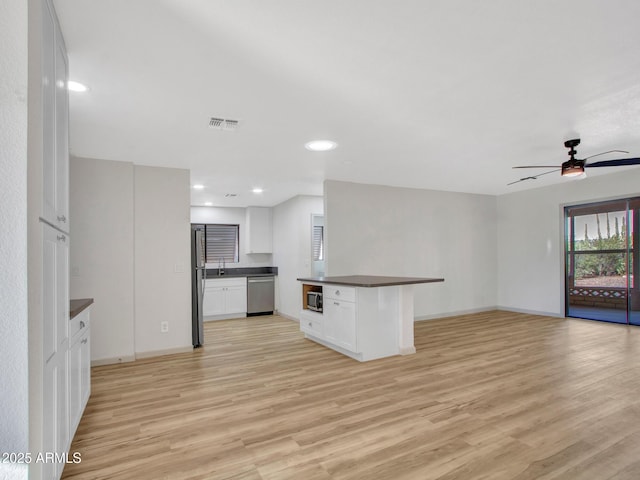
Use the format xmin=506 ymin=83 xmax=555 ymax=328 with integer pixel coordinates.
xmin=91 ymin=345 xmax=194 ymax=366
xmin=135 ymin=346 xmax=194 ymax=360
xmin=277 ymin=311 xmax=299 ymax=322
xmin=414 ymin=306 xmax=498 ymax=322
xmin=399 ymin=346 xmax=416 ymax=355
xmin=204 ymin=313 xmax=247 ymax=322
xmin=496 ymin=306 xmax=564 ymax=318
xmin=91 ymin=354 xmax=136 ymax=367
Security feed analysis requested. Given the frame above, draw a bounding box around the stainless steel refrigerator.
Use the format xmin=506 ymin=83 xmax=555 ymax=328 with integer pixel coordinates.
xmin=191 ymin=225 xmax=206 ymax=347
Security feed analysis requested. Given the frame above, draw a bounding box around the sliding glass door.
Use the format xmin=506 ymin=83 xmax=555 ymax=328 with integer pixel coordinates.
xmin=565 ymin=197 xmax=639 ymax=325
xmin=630 ymin=201 xmax=639 ymax=325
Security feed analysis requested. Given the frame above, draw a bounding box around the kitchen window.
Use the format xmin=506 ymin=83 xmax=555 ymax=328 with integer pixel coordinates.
xmin=196 ymin=224 xmax=239 ymax=263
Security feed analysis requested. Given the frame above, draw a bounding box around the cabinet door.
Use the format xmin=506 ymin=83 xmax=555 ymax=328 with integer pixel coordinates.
xmin=80 ymin=330 xmax=91 ymax=409
xmin=68 ymin=336 xmax=82 ymax=435
xmin=324 ymin=300 xmax=357 ymax=352
xmin=42 ymin=0 xmax=69 ymax=230
xmin=225 ymin=285 xmax=247 ymax=314
xmin=42 ymin=0 xmax=57 ymax=225
xmin=44 ymin=349 xmax=69 ymax=479
xmin=55 ymin=231 xmax=69 ymax=349
xmin=245 ymin=207 xmax=272 ymax=254
xmin=43 ymin=225 xmax=58 ymax=363
xmin=55 ymin=349 xmax=69 ymax=477
xmin=42 ymin=358 xmax=57 ymax=480
xmin=54 ymin=26 xmax=69 ymax=230
xmin=43 ymin=224 xmax=69 ymax=362
xmin=203 ymin=287 xmax=225 ymax=316
xmin=69 ymin=328 xmax=90 ymax=437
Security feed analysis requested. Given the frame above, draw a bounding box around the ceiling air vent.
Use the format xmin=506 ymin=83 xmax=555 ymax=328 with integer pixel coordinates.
xmin=209 ymin=117 xmax=241 ymax=131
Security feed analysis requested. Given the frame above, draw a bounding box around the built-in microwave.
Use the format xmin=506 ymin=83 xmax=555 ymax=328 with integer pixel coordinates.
xmin=307 ymin=291 xmax=323 ymax=312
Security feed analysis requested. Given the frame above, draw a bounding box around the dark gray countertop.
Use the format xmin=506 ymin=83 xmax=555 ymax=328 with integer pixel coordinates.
xmin=70 ymin=298 xmax=94 ymax=319
xmin=297 ymin=275 xmax=444 ymax=287
xmin=205 ymin=266 xmax=278 ymax=278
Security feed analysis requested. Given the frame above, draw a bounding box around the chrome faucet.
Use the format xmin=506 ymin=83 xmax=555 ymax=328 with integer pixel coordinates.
xmin=218 ymin=257 xmax=225 ymax=276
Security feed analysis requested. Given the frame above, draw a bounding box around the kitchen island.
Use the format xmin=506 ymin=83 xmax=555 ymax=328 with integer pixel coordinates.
xmin=297 ymin=275 xmax=444 ymax=361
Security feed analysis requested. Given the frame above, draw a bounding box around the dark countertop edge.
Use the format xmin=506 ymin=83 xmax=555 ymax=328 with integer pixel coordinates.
xmin=297 ymin=276 xmax=445 ymax=288
xmin=204 ymin=267 xmax=278 ymax=278
xmin=70 ymin=298 xmax=94 ymax=319
xmin=205 ymin=273 xmax=277 ymax=279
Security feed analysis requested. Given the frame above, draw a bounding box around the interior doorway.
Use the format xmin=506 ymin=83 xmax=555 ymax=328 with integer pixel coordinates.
xmin=565 ymin=197 xmax=639 ymax=325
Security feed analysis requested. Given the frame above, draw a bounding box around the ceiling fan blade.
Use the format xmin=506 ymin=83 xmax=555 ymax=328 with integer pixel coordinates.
xmin=585 ymin=157 xmax=640 ymax=168
xmin=507 ymin=177 xmax=536 ymax=185
xmin=512 ymin=165 xmax=560 ymax=169
xmin=583 ymin=149 xmax=629 ymax=161
xmin=507 ymin=168 xmax=560 ymax=185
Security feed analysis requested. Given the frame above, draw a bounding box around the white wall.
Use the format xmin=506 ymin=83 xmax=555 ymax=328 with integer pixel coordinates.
xmin=497 ymin=168 xmax=640 ymax=316
xmin=324 ymin=180 xmax=497 ymax=319
xmin=272 ymin=195 xmax=324 ymax=319
xmin=191 ymin=206 xmax=272 ymax=267
xmin=0 ymin=0 xmax=29 ymax=474
xmin=69 ymin=157 xmax=135 ymax=363
xmin=70 ymin=158 xmax=192 ymax=362
xmin=134 ymin=165 xmax=191 ymax=356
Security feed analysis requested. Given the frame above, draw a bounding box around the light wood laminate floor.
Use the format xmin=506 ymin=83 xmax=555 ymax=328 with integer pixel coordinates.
xmin=62 ymin=311 xmax=640 ymax=480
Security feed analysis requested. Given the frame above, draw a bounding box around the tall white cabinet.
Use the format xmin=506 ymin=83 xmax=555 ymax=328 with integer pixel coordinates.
xmin=245 ymin=207 xmax=272 ymax=254
xmin=40 ymin=1 xmax=79 ymax=478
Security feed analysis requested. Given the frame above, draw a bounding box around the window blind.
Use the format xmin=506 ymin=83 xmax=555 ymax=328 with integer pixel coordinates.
xmin=312 ymin=225 xmax=324 ymax=261
xmin=205 ymin=224 xmax=239 ymax=263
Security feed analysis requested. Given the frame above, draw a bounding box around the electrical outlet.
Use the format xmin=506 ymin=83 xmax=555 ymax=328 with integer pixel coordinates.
xmin=160 ymin=321 xmax=169 ymax=333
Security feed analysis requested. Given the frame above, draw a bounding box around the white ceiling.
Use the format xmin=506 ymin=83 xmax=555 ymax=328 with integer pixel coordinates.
xmin=54 ymin=0 xmax=640 ymax=207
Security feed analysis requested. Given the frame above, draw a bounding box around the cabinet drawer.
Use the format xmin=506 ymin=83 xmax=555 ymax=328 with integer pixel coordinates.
xmin=69 ymin=309 xmax=89 ymax=345
xmin=300 ymin=311 xmax=323 ymax=337
xmin=324 ymin=285 xmax=356 ymax=303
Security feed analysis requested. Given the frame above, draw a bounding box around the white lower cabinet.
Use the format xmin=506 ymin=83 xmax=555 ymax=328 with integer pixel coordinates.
xmin=323 ymin=293 xmax=357 ymax=352
xmin=69 ymin=308 xmax=91 ymax=437
xmin=42 ymin=346 xmax=69 ymax=480
xmin=299 ymin=310 xmax=324 ymax=338
xmin=203 ymin=277 xmax=247 ymax=318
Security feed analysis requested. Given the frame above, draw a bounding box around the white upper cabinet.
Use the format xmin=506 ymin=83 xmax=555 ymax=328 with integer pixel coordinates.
xmin=245 ymin=207 xmax=272 ymax=254
xmin=42 ymin=0 xmax=69 ymax=232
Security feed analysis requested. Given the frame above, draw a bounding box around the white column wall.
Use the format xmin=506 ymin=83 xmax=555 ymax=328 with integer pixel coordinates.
xmin=324 ymin=180 xmax=498 ymax=319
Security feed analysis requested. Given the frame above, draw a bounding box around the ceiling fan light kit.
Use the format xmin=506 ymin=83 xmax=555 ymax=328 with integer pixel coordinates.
xmin=510 ymin=138 xmax=640 ymax=185
xmin=561 ymin=163 xmax=585 ymax=177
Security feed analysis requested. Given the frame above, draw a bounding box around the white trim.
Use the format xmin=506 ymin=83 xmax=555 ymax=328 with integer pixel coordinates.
xmin=204 ymin=313 xmax=247 ymax=322
xmin=135 ymin=346 xmax=193 ymax=360
xmin=414 ymin=306 xmax=498 ymax=322
xmin=277 ymin=311 xmax=299 ymax=322
xmin=399 ymin=346 xmax=416 ymax=355
xmin=497 ymin=306 xmax=564 ymax=318
xmin=91 ymin=355 xmax=136 ymax=367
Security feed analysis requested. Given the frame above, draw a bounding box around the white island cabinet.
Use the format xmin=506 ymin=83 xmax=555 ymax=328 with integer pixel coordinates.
xmin=298 ymin=276 xmax=444 ymax=362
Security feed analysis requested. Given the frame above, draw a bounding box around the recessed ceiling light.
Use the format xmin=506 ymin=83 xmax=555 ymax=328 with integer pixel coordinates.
xmin=67 ymin=81 xmax=88 ymax=92
xmin=305 ymin=140 xmax=337 ymax=152
xmin=192 ymin=184 xmax=204 ymax=190
xmin=204 ymin=202 xmax=213 ymax=206
xmin=252 ymin=188 xmax=264 ymax=194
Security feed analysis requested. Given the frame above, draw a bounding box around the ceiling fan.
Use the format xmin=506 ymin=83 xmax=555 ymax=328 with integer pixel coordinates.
xmin=508 ymin=139 xmax=640 ymax=185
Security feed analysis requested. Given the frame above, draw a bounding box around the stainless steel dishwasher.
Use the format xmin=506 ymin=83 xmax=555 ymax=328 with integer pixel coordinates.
xmin=247 ymin=276 xmax=275 ymax=316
